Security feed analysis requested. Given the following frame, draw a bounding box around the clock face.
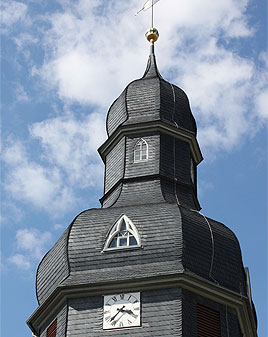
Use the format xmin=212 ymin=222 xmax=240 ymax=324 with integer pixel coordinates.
xmin=103 ymin=292 xmax=141 ymax=329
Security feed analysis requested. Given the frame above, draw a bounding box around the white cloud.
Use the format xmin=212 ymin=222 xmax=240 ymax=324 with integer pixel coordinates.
xmin=32 ymin=0 xmax=266 ymax=156
xmin=15 ymin=83 xmax=30 ymax=102
xmin=3 ymin=140 xmax=76 ymax=215
xmin=8 ymin=229 xmax=52 ymax=270
xmin=0 ymin=201 xmax=24 ymax=227
xmin=3 ymin=112 xmax=105 ymax=215
xmin=15 ymin=228 xmax=52 ymax=260
xmin=8 ymin=254 xmax=31 ymax=270
xmin=255 ymin=90 xmax=268 ymax=120
xmin=29 ymin=112 xmax=106 ymax=187
xmin=0 ymin=1 xmax=27 ymax=31
xmin=13 ymin=32 xmax=38 ymax=51
xmin=53 ymin=223 xmax=65 ymax=231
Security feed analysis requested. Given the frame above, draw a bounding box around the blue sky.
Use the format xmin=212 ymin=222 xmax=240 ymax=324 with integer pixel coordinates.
xmin=1 ymin=0 xmax=267 ymax=336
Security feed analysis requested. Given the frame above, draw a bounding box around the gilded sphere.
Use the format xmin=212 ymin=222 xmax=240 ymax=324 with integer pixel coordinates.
xmin=145 ymin=28 xmax=159 ymax=43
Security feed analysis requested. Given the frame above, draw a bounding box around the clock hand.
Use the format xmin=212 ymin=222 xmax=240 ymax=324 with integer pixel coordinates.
xmin=110 ymin=305 xmax=125 ymax=321
xmin=123 ymin=309 xmax=138 ymax=318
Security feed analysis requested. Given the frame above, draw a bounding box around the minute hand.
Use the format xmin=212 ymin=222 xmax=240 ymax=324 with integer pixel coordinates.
xmin=110 ymin=306 xmax=125 ymax=321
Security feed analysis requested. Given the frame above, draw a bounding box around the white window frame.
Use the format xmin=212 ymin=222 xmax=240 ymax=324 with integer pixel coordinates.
xmin=134 ymin=138 xmax=148 ymax=163
xmin=104 ymin=215 xmax=141 ymax=251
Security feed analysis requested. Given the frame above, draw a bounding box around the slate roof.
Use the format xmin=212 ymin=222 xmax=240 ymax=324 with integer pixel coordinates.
xmin=36 ymin=202 xmax=247 ymax=305
xmin=36 ymin=50 xmax=247 ymax=308
xmin=106 ymin=54 xmax=197 ymax=137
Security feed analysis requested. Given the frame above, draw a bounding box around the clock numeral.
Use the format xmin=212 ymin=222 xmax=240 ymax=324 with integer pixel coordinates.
xmin=128 ymin=319 xmax=132 ymax=324
xmin=134 ymin=307 xmax=139 ymax=310
xmin=111 ymin=320 xmax=116 ymax=326
xmin=105 ymin=316 xmax=111 ymax=322
xmin=127 ymin=295 xmax=132 ymax=301
xmin=112 ymin=296 xmax=117 ymax=302
xmin=120 ymin=294 xmax=124 ymax=300
xmin=103 ymin=310 xmax=109 ymax=314
xmin=133 ymin=300 xmax=138 ymax=303
xmin=119 ymin=321 xmax=124 ymax=327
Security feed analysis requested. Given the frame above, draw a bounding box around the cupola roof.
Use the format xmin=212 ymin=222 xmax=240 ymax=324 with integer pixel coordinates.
xmin=35 ymin=204 xmax=247 ymax=306
xmin=106 ymin=50 xmax=197 ymax=137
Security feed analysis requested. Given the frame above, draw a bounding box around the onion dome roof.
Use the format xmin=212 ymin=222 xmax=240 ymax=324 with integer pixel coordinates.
xmin=106 ymin=53 xmax=197 ymax=136
xmin=36 ymin=204 xmax=247 ymax=306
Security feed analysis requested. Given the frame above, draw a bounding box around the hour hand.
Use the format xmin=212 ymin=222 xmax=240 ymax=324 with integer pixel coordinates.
xmin=123 ymin=309 xmax=138 ymax=318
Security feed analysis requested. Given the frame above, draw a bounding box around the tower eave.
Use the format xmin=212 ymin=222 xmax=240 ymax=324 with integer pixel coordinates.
xmin=98 ymin=120 xmax=203 ymax=164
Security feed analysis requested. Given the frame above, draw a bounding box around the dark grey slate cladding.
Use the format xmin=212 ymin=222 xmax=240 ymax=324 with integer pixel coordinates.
xmin=107 ymin=89 xmax=127 ymax=136
xmin=112 ymin=180 xmax=165 ymax=206
xmin=180 ymin=207 xmax=247 ymax=295
xmin=143 ymin=53 xmax=162 ymax=79
xmin=102 ymin=183 xmax=122 ymax=208
xmin=226 ymin=307 xmax=244 ymax=337
xmin=159 ymin=80 xmax=196 ymax=133
xmin=106 ymin=53 xmax=197 ymax=137
xmin=35 ymin=201 xmax=246 ymax=305
xmin=36 ymin=228 xmax=69 ymax=305
xmin=67 ymin=203 xmax=183 ymax=275
xmin=124 ymin=134 xmax=160 ymax=179
xmin=160 ymin=134 xmax=192 ymax=185
xmin=161 ymin=180 xmax=196 ymax=210
xmin=182 ymin=289 xmax=243 ymax=337
xmin=172 ymin=82 xmax=196 ymax=133
xmin=36 ymin=198 xmax=247 ymax=305
xmin=104 ymin=137 xmax=125 ymax=193
xmin=125 ymin=77 xmax=160 ymax=123
xmin=208 ymin=218 xmax=247 ymax=295
xmin=62 ymin=261 xmax=182 ymax=287
xmin=40 ymin=303 xmax=67 ymax=337
xmin=66 ymin=288 xmax=182 ymax=337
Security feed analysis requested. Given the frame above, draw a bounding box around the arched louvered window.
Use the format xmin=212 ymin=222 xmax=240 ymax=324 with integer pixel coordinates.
xmin=104 ymin=215 xmax=141 ymax=250
xmin=134 ymin=138 xmax=148 ymax=162
xmin=46 ymin=319 xmax=57 ymax=337
xmin=197 ymin=304 xmax=221 ymax=337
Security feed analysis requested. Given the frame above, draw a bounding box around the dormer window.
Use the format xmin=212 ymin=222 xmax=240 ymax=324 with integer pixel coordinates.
xmin=104 ymin=215 xmax=141 ymax=250
xmin=134 ymin=138 xmax=148 ymax=162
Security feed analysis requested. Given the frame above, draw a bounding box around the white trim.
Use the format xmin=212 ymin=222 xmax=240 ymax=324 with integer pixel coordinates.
xmin=104 ymin=215 xmax=141 ymax=250
xmin=134 ymin=138 xmax=148 ymax=163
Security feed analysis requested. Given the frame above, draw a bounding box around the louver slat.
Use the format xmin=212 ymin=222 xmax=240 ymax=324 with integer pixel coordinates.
xmin=197 ymin=304 xmax=221 ymax=337
xmin=46 ymin=319 xmax=57 ymax=337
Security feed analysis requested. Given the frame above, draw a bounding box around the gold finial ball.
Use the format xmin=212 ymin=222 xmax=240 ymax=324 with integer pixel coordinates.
xmin=145 ymin=28 xmax=159 ymax=43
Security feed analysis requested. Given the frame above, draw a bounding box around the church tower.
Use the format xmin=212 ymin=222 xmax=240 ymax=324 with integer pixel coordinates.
xmin=27 ymin=27 xmax=257 ymax=337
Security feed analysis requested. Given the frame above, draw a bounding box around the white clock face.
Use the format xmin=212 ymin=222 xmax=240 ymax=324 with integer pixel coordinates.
xmin=103 ymin=292 xmax=140 ymax=329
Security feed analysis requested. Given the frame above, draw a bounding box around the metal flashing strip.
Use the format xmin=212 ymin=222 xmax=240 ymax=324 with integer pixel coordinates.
xmin=98 ymin=120 xmax=203 ymax=165
xmin=27 ymin=271 xmax=257 ymax=337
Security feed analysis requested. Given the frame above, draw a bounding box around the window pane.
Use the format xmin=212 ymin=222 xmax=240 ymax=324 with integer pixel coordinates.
xmin=109 ymin=238 xmax=117 ymax=248
xmin=119 ymin=238 xmax=127 ymax=246
xmin=129 ymin=236 xmax=138 ymax=246
xmin=120 ymin=220 xmax=127 ymax=231
xmin=134 ymin=151 xmax=140 ymax=161
xmin=141 ymin=152 xmax=147 ymax=160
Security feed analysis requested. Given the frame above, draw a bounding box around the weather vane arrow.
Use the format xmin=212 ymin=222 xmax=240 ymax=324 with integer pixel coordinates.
xmin=135 ymin=0 xmax=161 ymax=47
xmin=135 ymin=0 xmax=161 ymax=16
xmin=135 ymin=0 xmax=161 ymax=28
